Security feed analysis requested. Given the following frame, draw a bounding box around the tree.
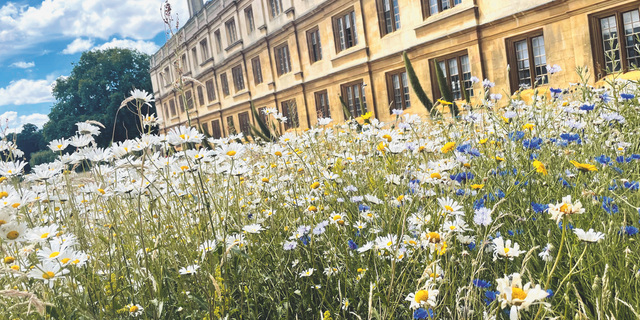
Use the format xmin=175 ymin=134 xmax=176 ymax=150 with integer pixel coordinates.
xmin=8 ymin=123 xmax=47 ymax=170
xmin=43 ymin=48 xmax=155 ymax=147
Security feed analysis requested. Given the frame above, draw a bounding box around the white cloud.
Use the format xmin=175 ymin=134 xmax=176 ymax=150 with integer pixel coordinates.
xmin=9 ymin=61 xmax=35 ymax=68
xmin=0 ymin=111 xmax=49 ymax=134
xmin=62 ymin=38 xmax=94 ymax=54
xmin=0 ymin=78 xmax=56 ymax=106
xmin=93 ymin=38 xmax=160 ymax=55
xmin=0 ymin=0 xmax=189 ymax=61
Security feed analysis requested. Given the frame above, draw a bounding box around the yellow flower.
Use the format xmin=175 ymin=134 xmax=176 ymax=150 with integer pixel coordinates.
xmin=441 ymin=142 xmax=456 ymax=153
xmin=377 ymin=142 xmax=386 ymax=152
xmin=310 ymin=182 xmax=321 ymax=189
xmin=479 ymin=138 xmax=489 ymax=144
xmin=569 ymin=160 xmax=598 ymax=172
xmin=414 ymin=290 xmax=429 ymax=303
xmin=470 ymin=184 xmax=484 ymax=190
xmin=361 ymin=112 xmax=373 ymax=120
xmin=523 ymin=123 xmax=535 ymax=130
xmin=495 ymin=156 xmax=505 ymax=162
xmin=430 ymin=172 xmax=441 ymax=179
xmin=437 ymin=99 xmax=452 ymax=105
xmin=532 ymin=160 xmax=547 ymax=175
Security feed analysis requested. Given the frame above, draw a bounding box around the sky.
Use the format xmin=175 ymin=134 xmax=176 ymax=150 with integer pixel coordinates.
xmin=0 ymin=0 xmax=190 ymax=134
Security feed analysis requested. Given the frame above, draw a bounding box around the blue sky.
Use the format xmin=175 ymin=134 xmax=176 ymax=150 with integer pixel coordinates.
xmin=0 ymin=0 xmax=189 ymax=133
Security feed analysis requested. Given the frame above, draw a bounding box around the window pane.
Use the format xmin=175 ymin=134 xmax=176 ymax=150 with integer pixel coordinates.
xmin=401 ymin=72 xmax=410 ymax=108
xmin=531 ymin=36 xmax=548 ymax=85
xmin=441 ymin=0 xmax=451 ymax=10
xmin=383 ymin=0 xmax=393 ymax=34
xmin=515 ymin=39 xmax=531 ymax=87
xmin=623 ymin=10 xmax=640 ymax=69
xmin=448 ymin=58 xmax=461 ymax=100
xmin=429 ymin=0 xmax=438 ymax=15
xmin=392 ymin=74 xmax=402 ymax=110
xmin=601 ymin=15 xmax=622 ymax=72
xmin=460 ymin=55 xmax=473 ymax=97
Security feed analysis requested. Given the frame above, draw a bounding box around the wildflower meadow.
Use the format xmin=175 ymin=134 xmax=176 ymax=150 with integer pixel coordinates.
xmin=1 ymin=68 xmax=640 ymax=320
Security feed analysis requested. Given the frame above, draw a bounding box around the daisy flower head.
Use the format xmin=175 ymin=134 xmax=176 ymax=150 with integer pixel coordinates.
xmin=242 ymin=223 xmax=265 ymax=234
xmin=573 ymin=228 xmax=605 ymax=243
xmin=548 ymin=195 xmax=585 ymax=223
xmin=179 ymin=264 xmax=200 ymax=275
xmin=492 ymin=237 xmax=524 ymax=260
xmin=124 ymin=303 xmax=144 ymax=317
xmin=437 ymin=197 xmax=463 ymax=216
xmin=405 ymin=284 xmax=439 ymax=309
xmin=28 ymin=260 xmax=70 ymax=286
xmin=167 ymin=126 xmax=203 ymax=145
xmin=496 ymin=273 xmax=549 ymax=320
xmin=299 ymin=268 xmax=315 ymax=277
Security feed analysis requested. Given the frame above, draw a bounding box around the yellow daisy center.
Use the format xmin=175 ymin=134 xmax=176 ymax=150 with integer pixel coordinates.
xmin=414 ymin=290 xmax=429 ymax=303
xmin=42 ymin=271 xmax=55 ymax=279
xmin=227 ymin=150 xmax=236 ymax=157
xmin=512 ymin=287 xmax=527 ymax=300
xmin=7 ymin=231 xmax=19 ymax=240
xmin=49 ymin=252 xmax=60 ymax=258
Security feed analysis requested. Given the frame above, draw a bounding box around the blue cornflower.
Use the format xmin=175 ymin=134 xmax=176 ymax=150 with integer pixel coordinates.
xmin=530 ymin=153 xmax=538 ymax=160
xmin=456 ymin=189 xmax=466 ymax=196
xmin=509 ymin=131 xmax=525 ymax=141
xmin=546 ymin=289 xmax=554 ymax=299
xmin=358 ymin=204 xmax=370 ymax=212
xmin=594 ymin=155 xmax=611 ymax=165
xmin=348 ymin=239 xmax=358 ymax=250
xmin=558 ymin=221 xmax=574 ymax=230
xmin=300 ymin=235 xmax=311 ymax=245
xmin=616 ymin=156 xmax=626 ymax=163
xmin=496 ymin=189 xmax=505 ymax=199
xmin=550 ymin=87 xmax=563 ymax=98
xmin=531 ymin=202 xmax=549 ymax=213
xmin=600 ymin=92 xmax=612 ymax=103
xmin=602 ymin=197 xmax=618 ymax=214
xmin=560 ymin=133 xmax=580 ymax=142
xmin=523 ymin=137 xmax=543 ymax=150
xmin=450 ymin=172 xmax=474 ymax=183
xmin=413 ymin=308 xmax=434 ymax=319
xmin=612 ymin=167 xmax=624 ymax=174
xmin=484 ymin=291 xmax=499 ymax=305
xmin=621 ymin=93 xmax=635 ymax=100
xmin=623 ymin=226 xmax=639 ymax=236
xmin=580 ymin=103 xmax=595 ymax=111
xmin=474 ymin=198 xmax=485 ymax=210
xmin=473 ymin=279 xmax=492 ymax=289
xmin=624 ymin=181 xmax=640 ymax=190
xmin=468 ymin=242 xmax=476 ymax=250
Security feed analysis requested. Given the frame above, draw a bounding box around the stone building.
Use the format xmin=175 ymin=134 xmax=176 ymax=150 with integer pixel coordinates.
xmin=149 ymin=0 xmax=640 ymax=136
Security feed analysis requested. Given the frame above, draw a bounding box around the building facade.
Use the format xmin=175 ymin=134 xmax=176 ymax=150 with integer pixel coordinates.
xmin=150 ymin=0 xmax=640 ymax=137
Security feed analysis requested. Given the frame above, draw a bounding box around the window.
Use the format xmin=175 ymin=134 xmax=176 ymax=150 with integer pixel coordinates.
xmin=281 ymin=100 xmax=299 ymax=130
xmin=315 ymin=90 xmax=331 ymax=119
xmin=201 ymin=122 xmax=209 ymax=135
xmin=163 ymin=103 xmax=169 ymax=119
xmin=214 ymin=30 xmax=222 ymax=53
xmin=270 ymin=0 xmax=283 ymax=18
xmin=163 ymin=67 xmax=171 ymax=86
xmin=422 ymin=0 xmax=462 ymax=18
xmin=185 ymin=90 xmax=194 ymax=110
xmin=251 ymin=57 xmax=263 ymax=85
xmin=238 ymin=111 xmax=251 ymax=136
xmin=275 ymin=43 xmax=291 ymax=76
xmin=169 ymin=99 xmax=176 ymax=116
xmin=226 ymin=19 xmax=238 ymax=44
xmin=227 ymin=116 xmax=236 ymax=135
xmin=386 ymin=69 xmax=411 ymax=112
xmin=334 ymin=10 xmax=358 ymax=52
xmin=197 ymin=86 xmax=205 ymax=106
xmin=431 ymin=52 xmax=473 ymax=101
xmin=191 ymin=48 xmax=198 ymax=69
xmin=211 ymin=119 xmax=222 ymax=138
xmin=232 ymin=65 xmax=245 ymax=92
xmin=341 ymin=81 xmax=367 ymax=118
xmin=245 ymin=6 xmax=255 ymax=33
xmin=206 ymin=79 xmax=216 ymax=102
xmin=258 ymin=107 xmax=269 ymax=123
xmin=200 ymin=39 xmax=209 ymax=61
xmin=590 ymin=7 xmax=640 ymax=76
xmin=506 ymin=32 xmax=548 ymax=91
xmin=307 ymin=27 xmax=323 ymax=63
xmin=220 ymin=72 xmax=230 ymax=96
xmin=179 ymin=96 xmax=185 ymax=112
xmin=379 ymin=0 xmax=400 ymax=35
xmin=181 ymin=54 xmax=188 ymax=73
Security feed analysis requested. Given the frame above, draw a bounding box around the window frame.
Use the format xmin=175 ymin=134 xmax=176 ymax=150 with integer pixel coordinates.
xmin=422 ymin=0 xmax=462 ymax=19
xmin=200 ymin=39 xmax=210 ymax=61
xmin=220 ymin=72 xmax=230 ymax=96
xmin=214 ymin=30 xmax=223 ymax=53
xmin=333 ymin=9 xmax=359 ymax=53
xmin=211 ymin=119 xmax=222 ymax=139
xmin=378 ymin=0 xmax=401 ymax=36
xmin=232 ymin=65 xmax=245 ymax=92
xmin=227 ymin=115 xmax=236 ymax=135
xmin=245 ymin=6 xmax=255 ymax=33
xmin=307 ymin=27 xmax=323 ymax=63
xmin=205 ymin=79 xmax=216 ymax=102
xmin=429 ymin=50 xmax=474 ymax=101
xmin=169 ymin=99 xmax=177 ymax=117
xmin=251 ymin=56 xmax=264 ymax=85
xmin=226 ymin=18 xmax=238 ymax=45
xmin=197 ymin=86 xmax=205 ymax=106
xmin=386 ymin=68 xmax=411 ymax=113
xmin=238 ymin=111 xmax=251 ymax=136
xmin=589 ymin=4 xmax=640 ymax=78
xmin=270 ymin=0 xmax=283 ymax=18
xmin=505 ymin=30 xmax=548 ymax=92
xmin=191 ymin=48 xmax=198 ymax=69
xmin=281 ymin=99 xmax=300 ymax=130
xmin=340 ymin=80 xmax=367 ymax=118
xmin=314 ymin=90 xmax=331 ymax=119
xmin=274 ymin=43 xmax=292 ymax=76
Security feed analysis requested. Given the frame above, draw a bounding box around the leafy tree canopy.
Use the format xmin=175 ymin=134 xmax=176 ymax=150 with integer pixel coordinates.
xmin=43 ymin=48 xmax=155 ymax=147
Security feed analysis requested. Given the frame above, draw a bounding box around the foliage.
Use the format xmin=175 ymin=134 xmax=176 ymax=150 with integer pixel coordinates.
xmin=249 ymin=103 xmax=279 ymax=143
xmin=3 ymin=70 xmax=640 ymax=319
xmin=29 ymin=149 xmax=57 ymax=167
xmin=43 ymin=48 xmax=155 ymax=147
xmin=7 ymin=123 xmax=47 ymax=168
xmin=403 ymin=51 xmax=435 ymax=115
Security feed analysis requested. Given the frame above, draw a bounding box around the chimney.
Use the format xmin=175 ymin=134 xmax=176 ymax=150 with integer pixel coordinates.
xmin=187 ymin=0 xmax=203 ymax=18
